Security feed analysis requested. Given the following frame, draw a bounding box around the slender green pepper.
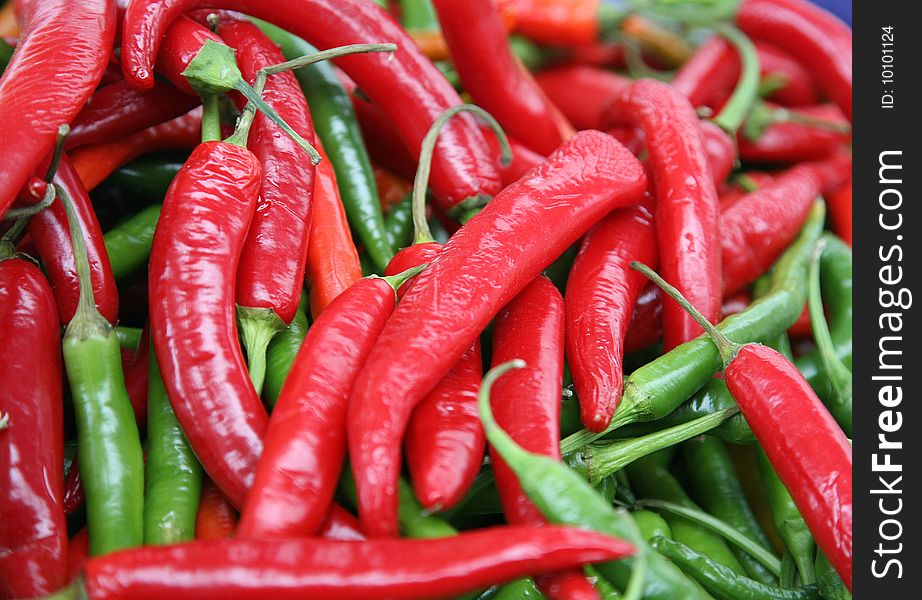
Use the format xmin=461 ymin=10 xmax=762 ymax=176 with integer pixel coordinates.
xmin=562 ymin=201 xmax=825 ymax=454
xmin=385 ymin=193 xmax=415 ymax=251
xmin=491 ymin=578 xmax=546 ymax=600
xmin=815 ymin=551 xmax=851 ymax=600
xmin=632 ymin=510 xmax=673 ymax=542
xmin=263 ymin=293 xmax=310 ymax=408
xmin=258 ymin=21 xmax=394 ymax=270
xmin=103 ymin=204 xmax=161 ymax=280
xmin=479 ymin=362 xmax=711 ymax=600
xmin=588 ymin=565 xmax=625 ymax=599
xmin=650 ymin=537 xmax=819 ymax=600
xmin=115 ymin=326 xmax=143 ymax=352
xmin=144 ymin=343 xmax=202 ymax=545
xmin=106 ymin=154 xmax=184 ymax=202
xmin=58 ymin=182 xmax=145 ymax=556
xmin=626 ymin=453 xmax=746 ymax=576
xmin=684 ymin=436 xmax=777 ymax=584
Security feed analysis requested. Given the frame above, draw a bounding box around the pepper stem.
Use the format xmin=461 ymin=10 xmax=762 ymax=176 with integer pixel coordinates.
xmin=261 ymin=43 xmax=397 ymax=76
xmin=477 ymin=360 xmax=532 ymax=465
xmin=201 ymin=94 xmax=222 ymax=143
xmin=630 ymin=261 xmax=742 ymax=365
xmin=379 ymin=263 xmax=428 ymax=292
xmin=225 ymin=71 xmax=266 ymax=148
xmin=2 ymin=183 xmax=56 ymax=220
xmin=45 ymin=124 xmax=70 ymax=182
xmin=412 ymin=105 xmax=512 ymax=244
xmin=712 ymin=23 xmax=760 ymax=136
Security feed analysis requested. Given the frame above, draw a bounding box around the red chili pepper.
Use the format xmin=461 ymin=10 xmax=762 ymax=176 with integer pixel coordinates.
xmin=721 ymin=291 xmax=751 ymax=319
xmin=122 ymin=326 xmax=151 ymax=428
xmin=804 ymin=149 xmax=852 ymax=198
xmin=500 ymin=0 xmax=602 ymax=46
xmin=317 ymin=504 xmax=365 ymax=541
xmin=726 ymin=345 xmax=852 ymax=588
xmin=787 ymin=304 xmax=813 ymax=339
xmin=828 ymin=181 xmax=852 ymax=246
xmin=0 ymin=0 xmax=115 ymax=216
xmin=155 ymin=15 xmax=225 ymax=95
xmin=63 ymin=459 xmax=85 ymax=515
xmin=738 ymin=104 xmax=849 ymax=164
xmin=67 ymin=527 xmax=90 ymax=583
xmin=535 ymin=573 xmax=602 ymax=600
xmin=348 ymin=131 xmax=646 ymax=536
xmin=66 ymin=79 xmax=200 ymax=150
xmin=195 ymin=479 xmax=238 ymax=541
xmin=623 ymin=282 xmax=663 ymax=354
xmin=670 ymin=36 xmax=739 ymax=110
xmin=83 ymin=525 xmax=633 ymax=600
xmin=491 ymin=276 xmax=597 ymax=599
xmin=70 ymin=108 xmax=202 ymax=191
xmin=306 ymin=143 xmax=362 ymax=318
xmin=433 ymin=0 xmax=568 ymax=155
xmin=121 ymin=0 xmax=501 ymax=210
xmin=149 ymin=141 xmax=267 ymax=509
xmin=700 ymin=120 xmax=737 ymax=185
xmin=565 ymin=41 xmax=627 ymax=69
xmin=237 ymin=275 xmax=409 ymax=539
xmin=737 ymin=0 xmax=852 ymax=121
xmin=606 ymin=80 xmax=722 ymax=350
xmin=754 ymin=40 xmax=820 ymax=107
xmin=565 ymin=202 xmax=658 ymax=432
xmin=25 ymin=156 xmax=119 ymax=325
xmin=534 ymin=65 xmax=632 ymax=131
xmin=0 ymin=253 xmax=67 ymax=599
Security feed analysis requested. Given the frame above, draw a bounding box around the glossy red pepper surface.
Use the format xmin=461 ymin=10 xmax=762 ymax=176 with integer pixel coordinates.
xmin=84 ymin=525 xmax=632 ymax=600
xmin=348 ymin=131 xmax=646 ymax=537
xmin=149 ymin=141 xmax=267 ymax=509
xmin=726 ymin=344 xmax=852 ymax=589
xmin=317 ymin=504 xmax=365 ymax=541
xmin=0 ymin=256 xmax=67 ymax=599
xmin=0 ymin=0 xmax=115 ymax=216
xmin=195 ymin=479 xmax=238 ymax=541
xmin=154 ymin=15 xmax=224 ymax=95
xmin=566 ymin=202 xmax=658 ymax=432
xmin=535 ymin=65 xmax=632 ymax=131
xmin=121 ymin=0 xmax=500 ymax=209
xmin=238 ymin=277 xmax=396 ymax=539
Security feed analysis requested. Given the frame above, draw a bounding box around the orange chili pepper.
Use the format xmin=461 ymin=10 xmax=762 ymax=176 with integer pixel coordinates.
xmin=409 ymin=29 xmax=450 ymax=61
xmin=499 ymin=0 xmax=600 ymax=47
xmin=0 ymin=1 xmax=18 ymax=38
xmin=306 ymin=142 xmax=362 ymax=319
xmin=194 ymin=479 xmax=238 ymax=541
xmin=70 ymin=108 xmax=201 ymax=191
xmin=374 ymin=166 xmax=413 ymax=212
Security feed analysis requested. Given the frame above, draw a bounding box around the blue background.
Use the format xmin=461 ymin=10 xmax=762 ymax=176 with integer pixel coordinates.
xmin=811 ymin=0 xmax=851 ymax=25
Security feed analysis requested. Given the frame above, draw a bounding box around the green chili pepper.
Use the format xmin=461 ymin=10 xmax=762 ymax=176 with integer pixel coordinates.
xmin=400 ymin=0 xmax=440 ymax=31
xmin=631 ymin=510 xmax=673 ymax=542
xmin=106 ymin=154 xmax=184 ymax=201
xmin=562 ymin=201 xmax=825 ymax=454
xmin=683 ymin=436 xmax=778 ymax=583
xmin=626 ymin=453 xmax=746 ymax=576
xmin=0 ymin=38 xmax=14 ymax=75
xmin=588 ymin=565 xmax=625 ymax=599
xmin=115 ymin=326 xmax=143 ymax=352
xmin=258 ymin=21 xmax=394 ymax=270
xmin=815 ymin=550 xmax=851 ymax=600
xmin=144 ymin=343 xmax=202 ymax=545
xmin=478 ymin=361 xmax=710 ymax=600
xmin=58 ymin=182 xmax=145 ymax=556
xmin=103 ymin=204 xmax=161 ymax=280
xmin=491 ymin=578 xmax=546 ymax=600
xmin=262 ymin=293 xmax=310 ymax=408
xmin=650 ymin=537 xmax=819 ymax=600
xmin=756 ymin=448 xmax=816 ymax=586
xmin=385 ymin=193 xmax=415 ymax=251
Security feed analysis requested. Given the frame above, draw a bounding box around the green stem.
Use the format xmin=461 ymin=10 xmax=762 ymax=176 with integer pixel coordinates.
xmin=55 ymin=184 xmax=101 ymax=332
xmin=636 ymin=500 xmax=781 ymax=577
xmin=628 ymin=0 xmax=742 ymax=25
xmin=44 ymin=124 xmax=71 ymax=182
xmin=712 ymin=23 xmax=760 ymax=135
xmin=3 ymin=183 xmax=56 ymax=220
xmin=225 ymin=72 xmax=266 ymax=149
xmin=201 ymin=94 xmax=222 ymax=143
xmin=262 ymin=43 xmax=398 ymax=76
xmin=237 ymin=306 xmax=286 ymax=396
xmin=379 ymin=263 xmax=427 ymax=292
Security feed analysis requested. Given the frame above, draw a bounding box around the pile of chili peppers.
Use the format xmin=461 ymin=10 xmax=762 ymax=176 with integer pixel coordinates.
xmin=0 ymin=0 xmax=853 ymax=598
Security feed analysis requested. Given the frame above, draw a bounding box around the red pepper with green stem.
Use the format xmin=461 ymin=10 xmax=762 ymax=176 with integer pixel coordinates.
xmin=635 ymin=261 xmax=853 ymax=590
xmin=0 ymin=0 xmax=114 ymax=217
xmin=236 ymin=265 xmax=423 ymax=540
xmin=121 ymin=0 xmax=503 ymax=212
xmin=737 ymin=0 xmax=852 ymax=122
xmin=348 ymin=130 xmax=646 ymax=537
xmin=432 ymin=0 xmax=570 ymax=155
xmin=738 ymin=104 xmax=849 ymax=164
xmin=565 ymin=198 xmax=658 ymax=432
xmin=216 ymin=16 xmax=317 ymax=396
xmin=0 ymin=237 xmax=67 ymax=599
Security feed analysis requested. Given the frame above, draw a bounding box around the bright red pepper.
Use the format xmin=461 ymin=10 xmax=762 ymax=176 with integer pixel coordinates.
xmin=0 ymin=254 xmax=67 ymax=599
xmin=433 ymin=0 xmax=568 ymax=155
xmin=237 ymin=276 xmax=402 ymax=539
xmin=83 ymin=525 xmax=633 ymax=600
xmin=149 ymin=141 xmax=267 ymax=509
xmin=754 ymin=40 xmax=820 ymax=107
xmin=534 ymin=65 xmax=632 ymax=131
xmin=154 ymin=15 xmax=225 ymax=95
xmin=738 ymin=104 xmax=849 ymax=164
xmin=25 ymin=156 xmax=119 ymax=325
xmin=0 ymin=0 xmax=115 ymax=216
xmin=623 ymin=282 xmax=663 ymax=354
xmin=607 ymin=80 xmax=722 ymax=350
xmin=66 ymin=79 xmax=199 ymax=149
xmin=317 ymin=504 xmax=365 ymax=541
xmin=122 ymin=326 xmax=150 ymax=428
xmin=63 ymin=460 xmax=84 ymax=515
xmin=726 ymin=344 xmax=852 ymax=588
xmin=565 ymin=202 xmax=658 ymax=432
xmin=737 ymin=0 xmax=852 ymax=121
xmin=828 ymin=181 xmax=852 ymax=246
xmin=700 ymin=120 xmax=736 ymax=185
xmin=194 ymin=479 xmax=238 ymax=541
xmin=348 ymin=131 xmax=646 ymax=537
xmin=67 ymin=527 xmax=90 ymax=583
xmin=121 ymin=0 xmax=501 ymax=210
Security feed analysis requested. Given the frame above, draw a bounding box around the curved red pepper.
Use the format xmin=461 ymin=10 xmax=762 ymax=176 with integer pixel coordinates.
xmin=737 ymin=0 xmax=851 ymax=121
xmin=26 ymin=156 xmax=119 ymax=325
xmin=0 ymin=0 xmax=115 ymax=216
xmin=195 ymin=479 xmax=238 ymax=541
xmin=0 ymin=256 xmax=67 ymax=599
xmin=155 ymin=15 xmax=225 ymax=95
xmin=738 ymin=104 xmax=849 ymax=164
xmin=565 ymin=202 xmax=658 ymax=432
xmin=149 ymin=141 xmax=267 ymax=509
xmin=348 ymin=131 xmax=646 ymax=537
xmin=237 ymin=277 xmax=398 ymax=539
xmin=433 ymin=0 xmax=568 ymax=155
xmin=607 ymin=80 xmax=722 ymax=350
xmin=218 ymin=17 xmax=315 ymax=327
xmin=84 ymin=525 xmax=632 ymax=600
xmin=726 ymin=344 xmax=852 ymax=589
xmin=121 ymin=0 xmax=500 ymax=209
xmin=534 ymin=65 xmax=632 ymax=131
xmin=66 ymin=79 xmax=199 ymax=149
